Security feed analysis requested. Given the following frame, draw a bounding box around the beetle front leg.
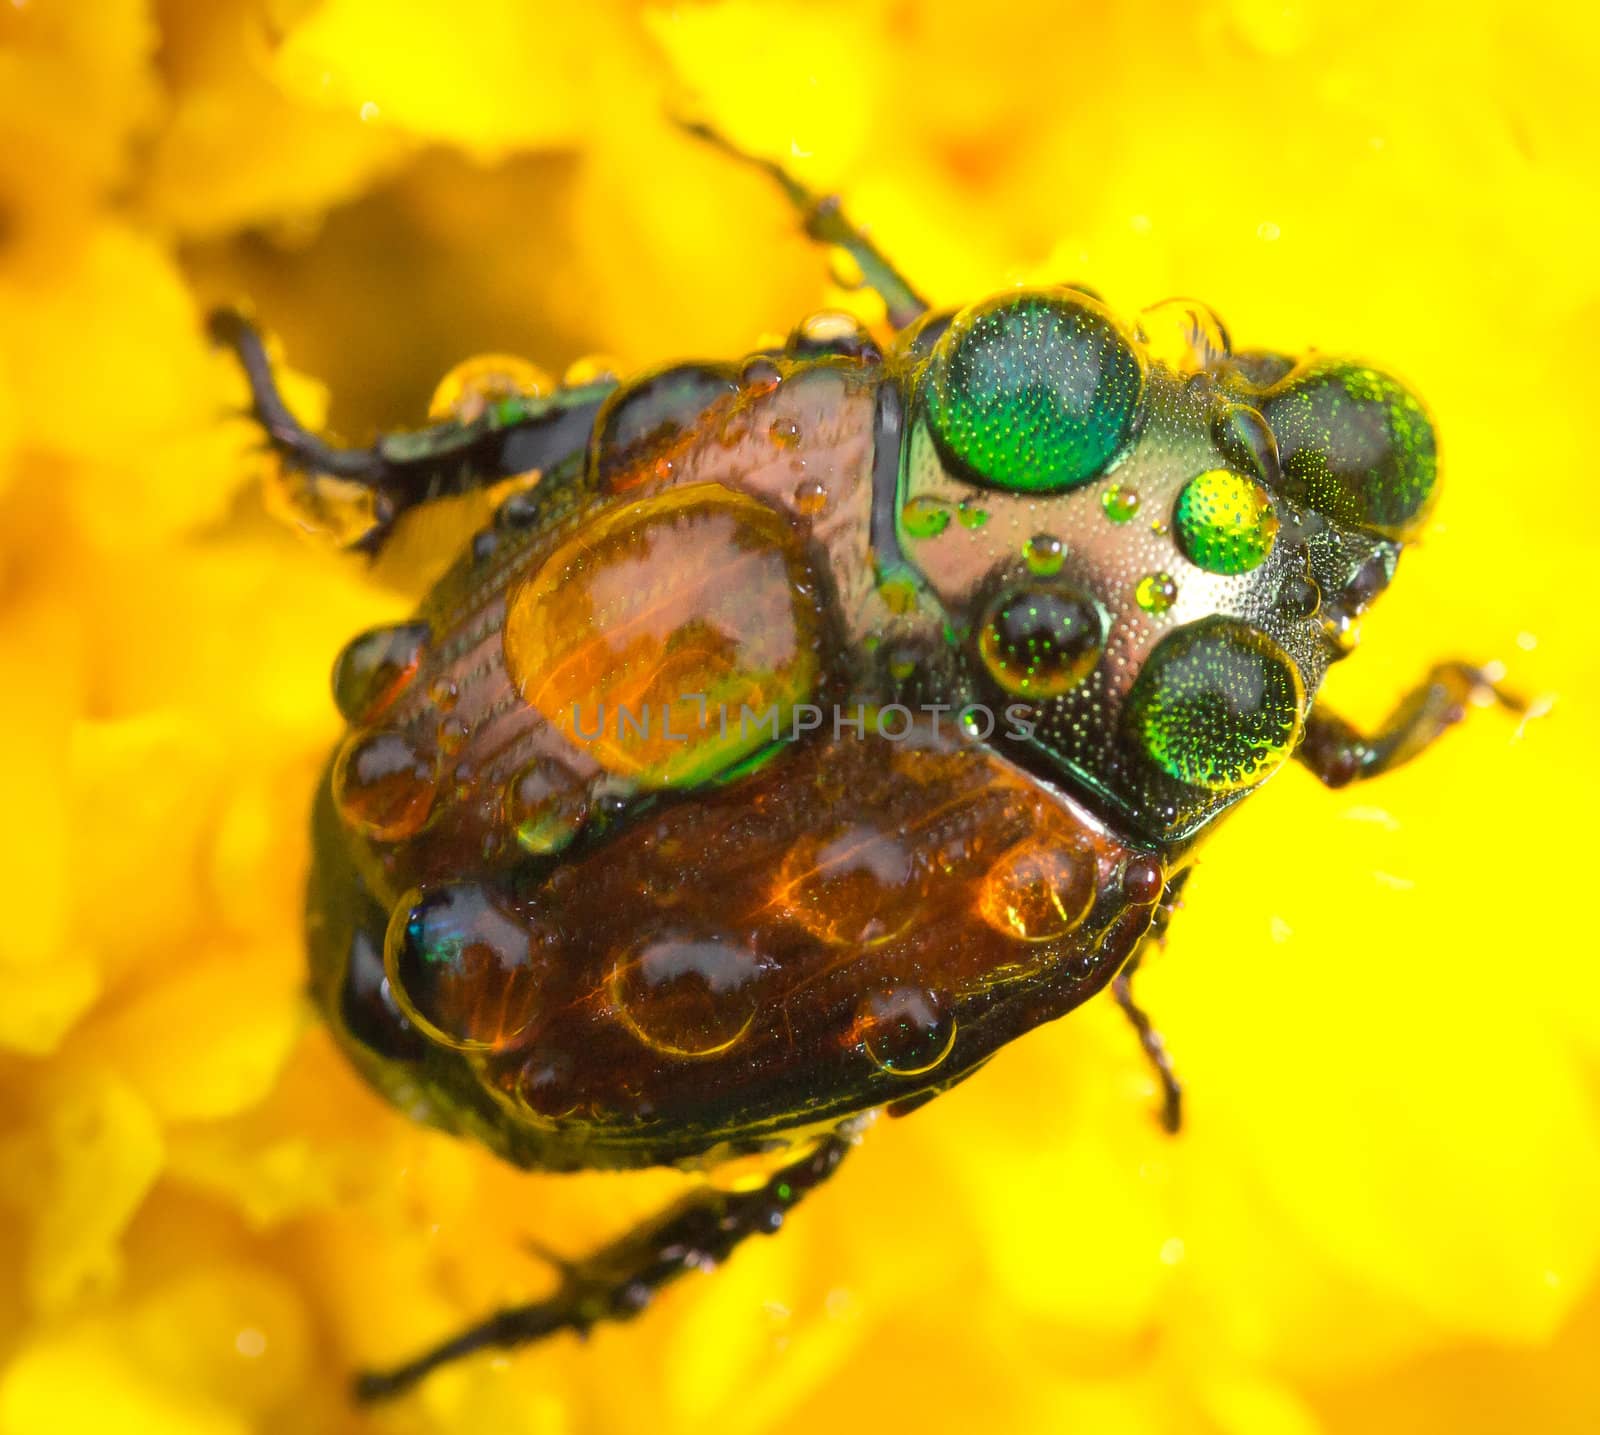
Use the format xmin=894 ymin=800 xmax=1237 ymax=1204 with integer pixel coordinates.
xmin=1112 ymin=872 xmax=1188 ymax=1136
xmin=677 ymin=120 xmax=929 ymax=330
xmin=209 ymin=309 xmax=614 ymax=552
xmin=1296 ymin=662 xmax=1526 ymax=788
xmin=353 ymin=1130 xmax=854 ymax=1403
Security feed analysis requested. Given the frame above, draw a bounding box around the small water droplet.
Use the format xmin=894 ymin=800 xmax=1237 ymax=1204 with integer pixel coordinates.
xmin=854 ymin=987 xmax=955 ymax=1076
xmin=332 ymin=729 xmax=437 ymax=840
xmin=428 ymin=675 xmax=458 ymax=712
xmin=1136 ymin=572 xmax=1178 ymax=615
xmin=793 ymin=479 xmax=829 ymax=516
xmin=957 ymin=501 xmax=989 ymax=529
xmin=901 ymin=495 xmax=952 ymax=539
xmin=1102 ymin=484 xmax=1139 ymax=524
xmin=428 ymin=354 xmax=550 ymax=422
xmin=1023 ymin=533 xmax=1065 ymax=576
xmin=437 ymin=715 xmax=469 ymax=755
xmin=769 ymin=417 xmax=802 ymax=448
xmin=504 ymin=756 xmax=589 ymax=856
xmin=563 ymin=354 xmax=621 ymax=387
xmin=740 ymin=356 xmax=783 ymax=391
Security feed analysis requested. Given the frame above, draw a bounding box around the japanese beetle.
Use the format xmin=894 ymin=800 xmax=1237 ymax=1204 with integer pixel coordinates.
xmin=213 ymin=126 xmax=1519 ymax=1400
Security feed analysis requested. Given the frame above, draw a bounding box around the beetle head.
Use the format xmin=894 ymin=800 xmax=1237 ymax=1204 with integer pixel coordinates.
xmin=889 ymin=286 xmax=1436 ymax=842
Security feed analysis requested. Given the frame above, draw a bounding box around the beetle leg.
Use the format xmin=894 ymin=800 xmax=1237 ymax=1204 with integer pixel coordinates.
xmin=1296 ymin=662 xmax=1527 ymax=788
xmin=1112 ymin=872 xmax=1189 ymax=1135
xmin=677 ymin=120 xmax=929 ymax=330
xmin=209 ymin=308 xmax=613 ymax=552
xmin=353 ymin=1130 xmax=854 ymax=1402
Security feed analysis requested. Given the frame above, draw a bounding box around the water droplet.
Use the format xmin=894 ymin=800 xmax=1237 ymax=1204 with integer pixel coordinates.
xmin=793 ymin=479 xmax=829 ymax=516
xmin=503 ymin=484 xmax=820 ymax=789
xmin=437 ymin=715 xmax=469 ymax=755
xmin=977 ymin=841 xmax=1096 ymax=942
xmin=1279 ymin=571 xmax=1321 ymax=618
xmin=775 ymin=825 xmax=924 ymax=947
xmin=957 ymin=501 xmax=989 ymax=529
xmin=1023 ymin=533 xmax=1066 ymax=576
xmin=1136 ymin=298 xmax=1231 ymax=373
xmin=886 ymin=644 xmax=919 ymax=682
xmin=978 ymin=583 xmax=1105 ymax=697
xmin=1212 ymin=403 xmax=1281 ymax=486
xmin=610 ymin=930 xmax=765 ymax=1057
xmin=563 ymin=354 xmax=621 ymax=387
xmin=901 ymin=495 xmax=952 ymax=539
xmin=1173 ymin=469 xmax=1278 ymax=574
xmin=428 ymin=354 xmax=550 ymax=422
xmin=1101 ymin=483 xmax=1139 ymax=524
xmin=384 ymin=883 xmax=550 ymax=1050
xmin=427 ymin=676 xmax=458 ymax=712
xmin=791 ymin=310 xmax=877 ymax=359
xmin=1135 ymin=572 xmax=1178 ymax=615
xmin=769 ymin=417 xmax=802 ymax=448
xmin=1127 ymin=618 xmax=1305 ymax=791
xmin=504 ymin=756 xmax=588 ymax=856
xmin=332 ymin=729 xmax=437 ymax=840
xmin=331 ymin=622 xmax=430 ymax=725
xmin=878 ymin=574 xmax=919 ymax=615
xmin=740 ymin=356 xmax=783 ymax=392
xmin=854 ymin=987 xmax=956 ymax=1076
xmin=512 ymin=1047 xmax=583 ymax=1122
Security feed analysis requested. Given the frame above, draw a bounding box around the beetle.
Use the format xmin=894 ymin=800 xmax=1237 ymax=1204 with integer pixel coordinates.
xmin=212 ymin=126 xmax=1521 ymax=1400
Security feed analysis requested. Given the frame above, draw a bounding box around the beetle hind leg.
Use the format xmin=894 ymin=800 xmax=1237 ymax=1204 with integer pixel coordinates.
xmin=353 ymin=1130 xmax=854 ymax=1402
xmin=677 ymin=119 xmax=929 ymax=330
xmin=209 ymin=308 xmax=613 ymax=552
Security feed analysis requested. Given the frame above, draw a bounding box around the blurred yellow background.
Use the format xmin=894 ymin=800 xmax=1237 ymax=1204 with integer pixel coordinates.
xmin=1 ymin=1 xmax=1598 ymax=1431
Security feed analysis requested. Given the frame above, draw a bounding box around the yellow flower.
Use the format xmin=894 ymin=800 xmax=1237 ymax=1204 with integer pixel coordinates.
xmin=2 ymin=1 xmax=1598 ymax=1432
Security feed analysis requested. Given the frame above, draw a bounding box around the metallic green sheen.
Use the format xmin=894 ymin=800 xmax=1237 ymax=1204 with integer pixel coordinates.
xmin=922 ymin=291 xmax=1142 ymax=493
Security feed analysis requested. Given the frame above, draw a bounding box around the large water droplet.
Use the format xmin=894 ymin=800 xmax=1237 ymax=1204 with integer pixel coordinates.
xmin=775 ymin=824 xmax=924 ymax=947
xmin=331 ymin=623 xmax=430 ymax=726
xmin=1173 ymin=469 xmax=1278 ymax=574
xmin=610 ymin=930 xmax=765 ymax=1057
xmin=332 ymin=729 xmax=437 ymax=840
xmin=384 ymin=883 xmax=551 ymax=1050
xmin=977 ymin=841 xmax=1096 ymax=942
xmin=978 ymin=583 xmax=1105 ymax=698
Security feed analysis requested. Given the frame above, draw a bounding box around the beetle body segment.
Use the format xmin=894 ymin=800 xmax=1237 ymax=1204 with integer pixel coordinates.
xmin=306 ymin=288 xmax=1440 ymax=1175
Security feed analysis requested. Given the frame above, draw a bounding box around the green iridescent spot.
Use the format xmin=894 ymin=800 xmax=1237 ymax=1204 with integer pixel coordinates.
xmin=1126 ymin=618 xmax=1304 ymax=792
xmin=1261 ymin=361 xmax=1437 ymax=539
xmin=901 ymin=495 xmax=952 ymax=538
xmin=1173 ymin=469 xmax=1278 ymax=574
xmin=922 ymin=290 xmax=1143 ymax=493
xmin=977 ymin=582 xmax=1105 ymax=698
